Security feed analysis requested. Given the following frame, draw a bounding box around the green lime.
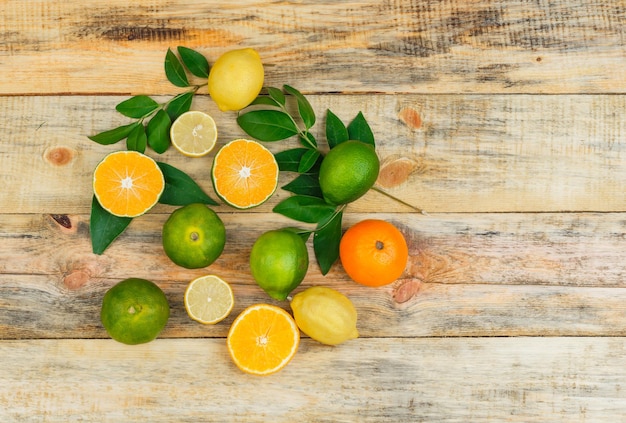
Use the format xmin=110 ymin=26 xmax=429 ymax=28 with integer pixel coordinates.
xmin=162 ymin=203 xmax=226 ymax=269
xmin=100 ymin=278 xmax=170 ymax=345
xmin=319 ymin=140 xmax=380 ymax=205
xmin=249 ymin=229 xmax=309 ymax=300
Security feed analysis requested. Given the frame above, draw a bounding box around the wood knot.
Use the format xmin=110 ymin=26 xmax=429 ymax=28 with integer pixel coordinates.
xmin=44 ymin=146 xmax=75 ymax=166
xmin=398 ymin=107 xmax=422 ymax=130
xmin=393 ymin=279 xmax=422 ymax=304
xmin=63 ymin=269 xmax=90 ymax=290
xmin=378 ymin=156 xmax=422 ymax=188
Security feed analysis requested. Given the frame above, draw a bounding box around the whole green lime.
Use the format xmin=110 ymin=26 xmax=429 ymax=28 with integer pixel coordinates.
xmin=318 ymin=140 xmax=380 ymax=205
xmin=100 ymin=278 xmax=170 ymax=345
xmin=249 ymin=229 xmax=309 ymax=300
xmin=162 ymin=203 xmax=226 ymax=269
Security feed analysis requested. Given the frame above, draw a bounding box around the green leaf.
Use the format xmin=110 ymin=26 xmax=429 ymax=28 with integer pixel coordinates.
xmin=90 ymin=196 xmax=132 ymax=255
xmin=147 ymin=109 xmax=171 ymax=154
xmin=165 ymin=48 xmax=189 ymax=87
xmin=284 ymin=85 xmax=315 ymax=129
xmin=115 ymin=95 xmax=159 ymax=119
xmin=326 ymin=109 xmax=349 ymax=148
xmin=249 ymin=96 xmax=282 ymax=107
xmin=347 ymin=111 xmax=375 ymax=146
xmin=177 ymin=46 xmax=209 ymax=78
xmin=126 ymin=123 xmax=147 ymax=153
xmin=298 ymin=149 xmax=321 ymax=173
xmin=282 ymin=173 xmax=323 ymax=198
xmin=313 ymin=210 xmax=343 ymax=275
xmin=299 ymin=131 xmax=317 ymax=149
xmin=157 ymin=162 xmax=218 ymax=206
xmin=237 ymin=110 xmax=299 ymax=141
xmin=166 ymin=91 xmax=194 ymax=121
xmin=88 ymin=122 xmax=140 ymax=145
xmin=274 ymin=148 xmax=309 ymax=172
xmin=273 ymin=195 xmax=335 ymax=224
xmin=267 ymin=87 xmax=286 ymax=106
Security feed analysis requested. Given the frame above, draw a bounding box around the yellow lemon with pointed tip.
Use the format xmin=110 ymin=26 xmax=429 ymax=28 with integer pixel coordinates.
xmin=208 ymin=48 xmax=264 ymax=112
xmin=290 ymin=286 xmax=359 ymax=346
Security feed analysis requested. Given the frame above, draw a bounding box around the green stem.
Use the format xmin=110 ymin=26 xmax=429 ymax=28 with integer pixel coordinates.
xmin=371 ymin=186 xmax=426 ymax=213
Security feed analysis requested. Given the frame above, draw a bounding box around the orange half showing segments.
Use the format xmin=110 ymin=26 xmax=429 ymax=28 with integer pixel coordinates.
xmin=211 ymin=139 xmax=279 ymax=209
xmin=93 ymin=150 xmax=165 ymax=217
xmin=227 ymin=304 xmax=300 ymax=376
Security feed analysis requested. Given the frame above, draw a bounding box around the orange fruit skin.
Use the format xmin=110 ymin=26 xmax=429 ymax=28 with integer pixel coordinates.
xmin=339 ymin=219 xmax=408 ymax=287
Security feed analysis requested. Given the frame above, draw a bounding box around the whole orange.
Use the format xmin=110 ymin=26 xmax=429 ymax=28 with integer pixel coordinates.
xmin=339 ymin=219 xmax=408 ymax=287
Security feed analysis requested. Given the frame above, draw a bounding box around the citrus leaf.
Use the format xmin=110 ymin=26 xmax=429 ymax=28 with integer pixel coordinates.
xmin=90 ymin=196 xmax=132 ymax=255
xmin=115 ymin=95 xmax=159 ymax=119
xmin=126 ymin=123 xmax=147 ymax=153
xmin=147 ymin=109 xmax=171 ymax=154
xmin=157 ymin=162 xmax=218 ymax=206
xmin=298 ymin=149 xmax=321 ymax=173
xmin=313 ymin=210 xmax=343 ymax=275
xmin=299 ymin=131 xmax=317 ymax=149
xmin=88 ymin=122 xmax=140 ymax=145
xmin=274 ymin=148 xmax=309 ymax=172
xmin=282 ymin=173 xmax=322 ymax=198
xmin=165 ymin=48 xmax=189 ymax=87
xmin=249 ymin=96 xmax=282 ymax=107
xmin=267 ymin=86 xmax=286 ymax=106
xmin=166 ymin=91 xmax=194 ymax=121
xmin=284 ymin=85 xmax=315 ymax=129
xmin=326 ymin=109 xmax=349 ymax=148
xmin=237 ymin=110 xmax=298 ymax=141
xmin=273 ymin=195 xmax=335 ymax=224
xmin=347 ymin=111 xmax=375 ymax=146
xmin=177 ymin=46 xmax=209 ymax=78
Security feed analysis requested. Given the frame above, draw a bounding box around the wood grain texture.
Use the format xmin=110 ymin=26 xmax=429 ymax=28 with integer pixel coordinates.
xmin=1 ymin=94 xmax=624 ymax=214
xmin=1 ymin=338 xmax=626 ymax=422
xmin=0 ymin=0 xmax=624 ymax=95
xmin=2 ymin=0 xmax=625 ymax=420
xmin=1 ymin=212 xmax=624 ymax=339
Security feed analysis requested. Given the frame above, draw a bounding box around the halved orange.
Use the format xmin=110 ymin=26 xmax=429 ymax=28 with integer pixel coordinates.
xmin=211 ymin=139 xmax=279 ymax=209
xmin=93 ymin=150 xmax=165 ymax=217
xmin=227 ymin=304 xmax=300 ymax=376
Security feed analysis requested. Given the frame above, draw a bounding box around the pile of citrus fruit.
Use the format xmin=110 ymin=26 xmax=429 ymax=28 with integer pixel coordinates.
xmin=93 ymin=47 xmax=411 ymax=376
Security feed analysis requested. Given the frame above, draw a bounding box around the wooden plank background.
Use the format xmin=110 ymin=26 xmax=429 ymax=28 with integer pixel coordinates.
xmin=0 ymin=0 xmax=625 ymax=421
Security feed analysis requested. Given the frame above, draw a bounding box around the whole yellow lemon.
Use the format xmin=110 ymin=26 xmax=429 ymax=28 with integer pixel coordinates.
xmin=208 ymin=48 xmax=264 ymax=112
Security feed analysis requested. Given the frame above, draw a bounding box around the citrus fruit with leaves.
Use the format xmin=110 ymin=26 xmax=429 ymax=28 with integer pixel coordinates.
xmin=170 ymin=111 xmax=217 ymax=157
xmin=211 ymin=139 xmax=279 ymax=209
xmin=208 ymin=48 xmax=264 ymax=112
xmin=339 ymin=219 xmax=408 ymax=287
xmin=100 ymin=278 xmax=170 ymax=345
xmin=227 ymin=304 xmax=300 ymax=376
xmin=184 ymin=275 xmax=234 ymax=324
xmin=162 ymin=203 xmax=226 ymax=269
xmin=92 ymin=150 xmax=165 ymax=217
xmin=319 ymin=140 xmax=380 ymax=205
xmin=291 ymin=286 xmax=359 ymax=346
xmin=249 ymin=229 xmax=309 ymax=300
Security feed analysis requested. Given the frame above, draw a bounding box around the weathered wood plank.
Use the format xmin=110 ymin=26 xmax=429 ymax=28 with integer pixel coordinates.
xmin=1 ymin=212 xmax=624 ymax=287
xmin=0 ymin=0 xmax=624 ymax=95
xmin=1 ymin=212 xmax=624 ymax=339
xmin=1 ymin=94 xmax=624 ymax=214
xmin=1 ymin=337 xmax=625 ymax=422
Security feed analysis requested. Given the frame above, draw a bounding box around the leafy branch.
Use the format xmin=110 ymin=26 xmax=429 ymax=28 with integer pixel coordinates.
xmin=88 ymin=47 xmax=209 ymax=154
xmin=236 ymin=85 xmax=378 ymax=275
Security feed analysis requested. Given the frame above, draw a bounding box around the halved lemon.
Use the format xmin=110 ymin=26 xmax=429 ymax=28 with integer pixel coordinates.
xmin=184 ymin=275 xmax=234 ymax=324
xmin=170 ymin=111 xmax=218 ymax=157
